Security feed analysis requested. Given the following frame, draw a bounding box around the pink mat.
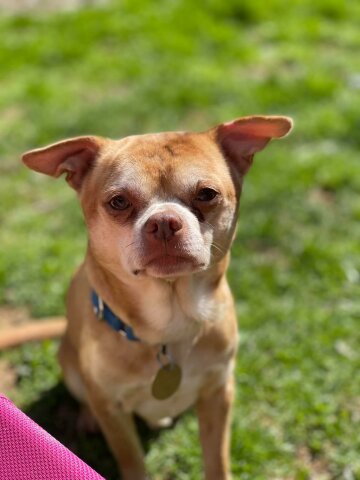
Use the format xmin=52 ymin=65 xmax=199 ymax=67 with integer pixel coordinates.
xmin=0 ymin=395 xmax=105 ymax=479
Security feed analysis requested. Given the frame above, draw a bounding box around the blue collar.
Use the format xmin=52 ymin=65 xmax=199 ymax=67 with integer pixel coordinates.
xmin=91 ymin=290 xmax=140 ymax=342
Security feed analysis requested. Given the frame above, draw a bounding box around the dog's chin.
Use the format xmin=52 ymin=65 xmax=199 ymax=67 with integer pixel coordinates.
xmin=134 ymin=255 xmax=207 ymax=279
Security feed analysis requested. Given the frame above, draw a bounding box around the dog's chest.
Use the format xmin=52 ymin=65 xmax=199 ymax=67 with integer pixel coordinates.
xmin=115 ymin=347 xmax=232 ymax=425
xmin=86 ymin=276 xmax=235 ymax=424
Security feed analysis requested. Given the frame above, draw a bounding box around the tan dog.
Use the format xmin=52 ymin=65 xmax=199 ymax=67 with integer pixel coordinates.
xmin=21 ymin=115 xmax=292 ymax=480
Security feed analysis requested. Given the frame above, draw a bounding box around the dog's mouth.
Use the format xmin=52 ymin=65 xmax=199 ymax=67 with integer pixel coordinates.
xmin=134 ymin=254 xmax=206 ymax=278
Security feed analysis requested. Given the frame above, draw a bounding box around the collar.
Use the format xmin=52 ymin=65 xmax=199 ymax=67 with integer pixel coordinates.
xmin=91 ymin=290 xmax=140 ymax=342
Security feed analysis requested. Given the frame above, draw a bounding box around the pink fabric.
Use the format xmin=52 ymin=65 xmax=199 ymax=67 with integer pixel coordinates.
xmin=0 ymin=395 xmax=105 ymax=480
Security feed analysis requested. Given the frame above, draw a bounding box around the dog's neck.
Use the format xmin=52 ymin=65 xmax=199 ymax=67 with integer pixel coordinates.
xmin=85 ymin=248 xmax=230 ymax=345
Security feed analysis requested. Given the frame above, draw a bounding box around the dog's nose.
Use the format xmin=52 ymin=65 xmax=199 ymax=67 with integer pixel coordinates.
xmin=144 ymin=213 xmax=183 ymax=241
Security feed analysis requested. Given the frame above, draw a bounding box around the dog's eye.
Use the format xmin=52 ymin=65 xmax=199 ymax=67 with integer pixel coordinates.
xmin=195 ymin=188 xmax=218 ymax=202
xmin=109 ymin=195 xmax=131 ymax=211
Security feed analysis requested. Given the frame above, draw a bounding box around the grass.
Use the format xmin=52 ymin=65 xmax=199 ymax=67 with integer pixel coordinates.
xmin=1 ymin=0 xmax=360 ymax=478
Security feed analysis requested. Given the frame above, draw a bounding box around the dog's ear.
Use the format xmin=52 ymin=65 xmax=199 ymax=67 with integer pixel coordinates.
xmin=213 ymin=115 xmax=293 ymax=175
xmin=22 ymin=136 xmax=106 ymax=190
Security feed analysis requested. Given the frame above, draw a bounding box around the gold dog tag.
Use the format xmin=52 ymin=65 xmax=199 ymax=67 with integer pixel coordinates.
xmin=151 ymin=363 xmax=182 ymax=400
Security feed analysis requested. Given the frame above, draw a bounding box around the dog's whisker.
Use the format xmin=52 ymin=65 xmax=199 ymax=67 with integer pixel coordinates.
xmin=211 ymin=242 xmax=225 ymax=255
xmin=124 ymin=241 xmax=137 ymax=249
xmin=204 ymin=220 xmax=215 ymax=229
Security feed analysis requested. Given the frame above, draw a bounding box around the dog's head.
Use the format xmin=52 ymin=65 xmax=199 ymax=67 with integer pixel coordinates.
xmin=23 ymin=116 xmax=292 ymax=280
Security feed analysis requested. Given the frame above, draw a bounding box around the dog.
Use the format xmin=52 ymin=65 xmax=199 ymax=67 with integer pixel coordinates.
xmin=22 ymin=115 xmax=292 ymax=480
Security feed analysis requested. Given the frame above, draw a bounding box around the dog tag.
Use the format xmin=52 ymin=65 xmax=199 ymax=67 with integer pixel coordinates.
xmin=151 ymin=363 xmax=182 ymax=400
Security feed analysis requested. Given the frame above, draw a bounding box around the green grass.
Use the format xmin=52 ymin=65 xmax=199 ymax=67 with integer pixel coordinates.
xmin=1 ymin=0 xmax=360 ymax=478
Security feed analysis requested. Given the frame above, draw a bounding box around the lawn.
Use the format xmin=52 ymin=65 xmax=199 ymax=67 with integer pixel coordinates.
xmin=1 ymin=0 xmax=360 ymax=478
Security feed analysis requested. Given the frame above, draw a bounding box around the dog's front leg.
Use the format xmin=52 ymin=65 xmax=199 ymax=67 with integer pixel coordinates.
xmin=196 ymin=375 xmax=234 ymax=480
xmin=84 ymin=383 xmax=148 ymax=480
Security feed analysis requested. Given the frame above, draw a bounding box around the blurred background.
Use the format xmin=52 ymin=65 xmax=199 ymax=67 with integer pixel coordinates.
xmin=1 ymin=0 xmax=360 ymax=478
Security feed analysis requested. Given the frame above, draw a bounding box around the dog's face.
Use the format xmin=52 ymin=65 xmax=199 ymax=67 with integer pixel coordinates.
xmin=80 ymin=132 xmax=239 ymax=280
xmin=23 ymin=116 xmax=292 ymax=280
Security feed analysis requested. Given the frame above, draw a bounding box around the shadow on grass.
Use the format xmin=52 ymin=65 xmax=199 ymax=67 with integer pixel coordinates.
xmin=24 ymin=382 xmax=165 ymax=480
